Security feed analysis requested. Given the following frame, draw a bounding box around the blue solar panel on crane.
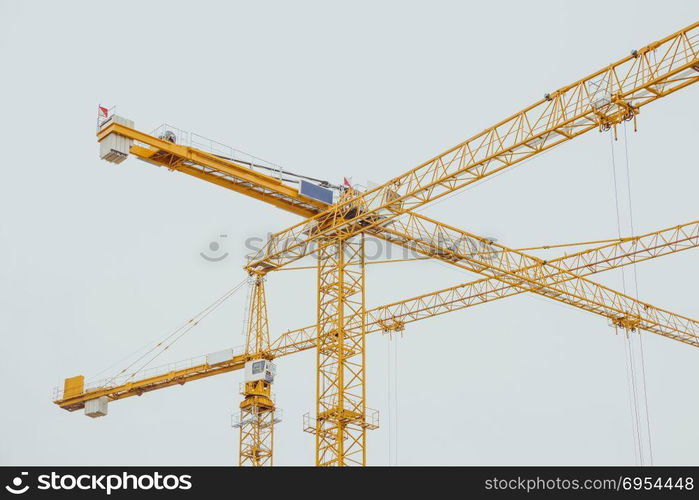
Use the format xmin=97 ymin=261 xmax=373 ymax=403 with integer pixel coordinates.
xmin=299 ymin=180 xmax=334 ymax=204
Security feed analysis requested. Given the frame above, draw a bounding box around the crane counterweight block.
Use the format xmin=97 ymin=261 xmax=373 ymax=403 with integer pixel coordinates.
xmin=97 ymin=115 xmax=134 ymax=164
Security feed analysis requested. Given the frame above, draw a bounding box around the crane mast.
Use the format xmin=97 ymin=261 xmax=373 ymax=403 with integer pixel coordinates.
xmin=54 ymin=20 xmax=699 ymax=466
xmin=235 ymin=274 xmax=278 ymax=466
xmin=308 ymin=233 xmax=377 ymax=465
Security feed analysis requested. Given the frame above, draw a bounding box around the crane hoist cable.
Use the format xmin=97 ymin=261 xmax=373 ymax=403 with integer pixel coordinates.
xmin=394 ymin=333 xmax=399 ymax=465
xmin=622 ymin=122 xmax=654 ymax=465
xmin=610 ymin=126 xmax=653 ymax=465
xmin=386 ymin=332 xmax=400 ymax=465
xmin=609 ymin=128 xmax=641 ymax=464
xmin=387 ymin=338 xmax=392 ymax=465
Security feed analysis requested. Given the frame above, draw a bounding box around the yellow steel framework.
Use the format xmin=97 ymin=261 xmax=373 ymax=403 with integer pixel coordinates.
xmin=237 ymin=274 xmax=276 ymax=466
xmin=246 ymin=21 xmax=699 ymax=273
xmin=54 ymin=219 xmax=699 ymax=409
xmin=97 ymin=123 xmax=327 ymax=218
xmin=54 ymin=21 xmax=699 ymax=466
xmin=306 ymin=234 xmax=376 ymax=466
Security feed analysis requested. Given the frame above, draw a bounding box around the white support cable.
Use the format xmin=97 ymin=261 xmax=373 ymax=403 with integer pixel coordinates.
xmin=394 ymin=333 xmax=399 ymax=465
xmin=609 ymin=127 xmax=653 ymax=465
xmin=100 ymin=278 xmax=248 ymax=388
xmin=620 ymin=326 xmax=641 ymax=465
xmin=610 ymin=131 xmax=643 ymax=464
xmin=386 ymin=331 xmax=400 ymax=466
xmin=387 ymin=336 xmax=393 ymax=466
xmin=622 ymin=123 xmax=654 ymax=465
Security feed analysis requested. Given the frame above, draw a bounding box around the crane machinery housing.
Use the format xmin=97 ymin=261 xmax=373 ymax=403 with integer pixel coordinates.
xmin=54 ymin=20 xmax=699 ymax=466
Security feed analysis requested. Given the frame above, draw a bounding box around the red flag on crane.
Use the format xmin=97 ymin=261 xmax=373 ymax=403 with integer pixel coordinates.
xmin=343 ymin=177 xmax=352 ymax=188
xmin=98 ymin=106 xmax=109 ymax=118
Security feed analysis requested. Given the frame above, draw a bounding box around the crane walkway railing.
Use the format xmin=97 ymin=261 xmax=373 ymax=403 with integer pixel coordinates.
xmin=52 ymin=346 xmax=247 ymax=401
xmin=149 ymin=123 xmax=287 ymax=181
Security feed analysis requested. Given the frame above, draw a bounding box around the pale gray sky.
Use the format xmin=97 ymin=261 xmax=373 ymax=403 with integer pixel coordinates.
xmin=0 ymin=1 xmax=697 ymax=465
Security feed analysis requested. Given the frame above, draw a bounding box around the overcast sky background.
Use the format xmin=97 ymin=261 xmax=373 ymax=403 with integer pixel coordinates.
xmin=1 ymin=1 xmax=697 ymax=466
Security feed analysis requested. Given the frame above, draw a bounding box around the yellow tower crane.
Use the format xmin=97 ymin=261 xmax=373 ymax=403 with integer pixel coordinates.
xmin=55 ymin=20 xmax=699 ymax=466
